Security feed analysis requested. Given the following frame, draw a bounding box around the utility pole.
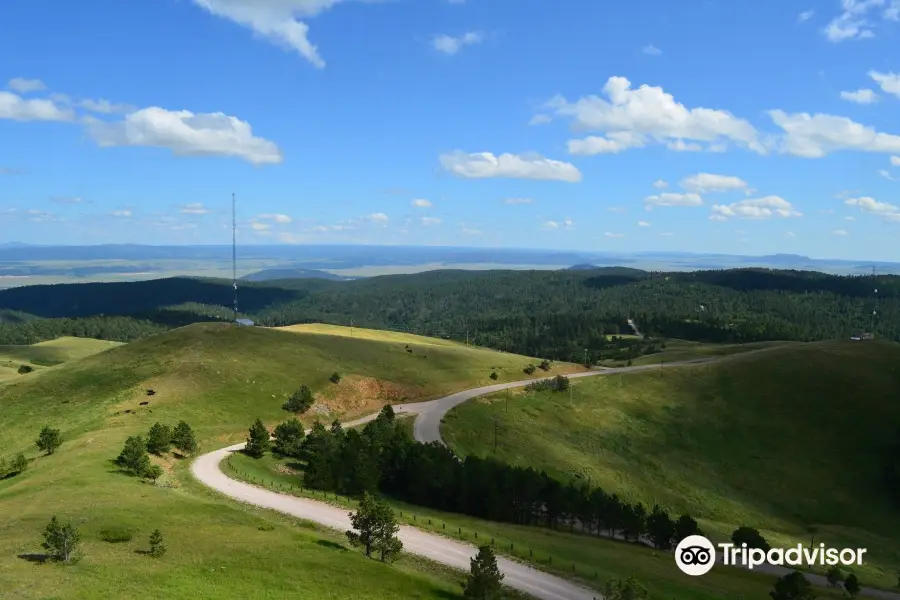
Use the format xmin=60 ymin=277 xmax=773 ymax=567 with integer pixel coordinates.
xmin=232 ymin=193 xmax=238 ymax=321
xmin=491 ymin=417 xmax=500 ymax=454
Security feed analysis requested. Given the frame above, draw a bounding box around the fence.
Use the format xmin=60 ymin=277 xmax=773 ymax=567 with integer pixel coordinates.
xmin=223 ymin=456 xmax=600 ymax=581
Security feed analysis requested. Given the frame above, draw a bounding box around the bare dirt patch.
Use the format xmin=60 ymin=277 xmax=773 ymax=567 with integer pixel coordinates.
xmin=317 ymin=376 xmax=423 ymax=419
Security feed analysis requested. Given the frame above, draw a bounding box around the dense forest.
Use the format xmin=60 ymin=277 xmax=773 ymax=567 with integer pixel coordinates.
xmin=0 ymin=267 xmax=895 ymax=361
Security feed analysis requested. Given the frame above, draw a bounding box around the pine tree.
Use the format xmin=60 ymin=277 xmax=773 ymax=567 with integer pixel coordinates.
xmin=244 ymin=418 xmax=271 ymax=458
xmin=41 ymin=516 xmax=82 ymax=564
xmin=346 ymin=492 xmax=379 ymax=557
xmin=36 ymin=425 xmax=62 ymax=455
xmin=273 ymin=418 xmax=305 ymax=458
xmin=117 ymin=435 xmax=151 ymax=476
xmin=171 ymin=421 xmax=197 ymax=455
xmin=373 ymin=497 xmax=402 ymax=563
xmin=463 ymin=545 xmax=504 ymax=600
xmin=283 ymin=385 xmax=315 ymax=413
xmin=146 ymin=422 xmax=172 ymax=455
xmin=769 ymin=571 xmax=815 ymax=600
xmin=148 ymin=529 xmax=166 ymax=557
xmin=844 ymin=573 xmax=861 ymax=598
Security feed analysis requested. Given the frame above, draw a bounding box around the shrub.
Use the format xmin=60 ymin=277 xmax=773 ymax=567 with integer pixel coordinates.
xmin=524 ymin=375 xmax=569 ymax=393
xmin=99 ymin=526 xmax=133 ymax=544
xmin=523 ymin=365 xmax=535 ymax=375
xmin=36 ymin=425 xmax=62 ymax=455
xmin=17 ymin=364 xmax=33 ymax=374
xmin=144 ymin=464 xmax=164 ymax=483
xmin=731 ymin=526 xmax=770 ymax=551
xmin=489 ymin=371 xmax=498 ymax=380
xmin=538 ymin=359 xmax=552 ymax=371
xmin=42 ymin=516 xmax=82 ymax=564
xmin=148 ymin=529 xmax=166 ymax=558
xmin=283 ymin=385 xmax=315 ymax=413
xmin=10 ymin=453 xmax=28 ymax=475
xmin=330 ymin=372 xmax=341 ymax=384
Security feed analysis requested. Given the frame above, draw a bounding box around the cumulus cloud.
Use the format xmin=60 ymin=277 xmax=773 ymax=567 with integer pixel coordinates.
xmin=567 ymin=131 xmax=646 ymax=155
xmin=637 ymin=221 xmax=651 ymax=227
xmin=823 ymin=0 xmax=893 ymax=41
xmin=251 ymin=222 xmax=271 ymax=231
xmin=710 ymin=196 xmax=802 ymax=220
xmin=432 ymin=31 xmax=484 ymax=55
xmin=892 ymin=156 xmax=900 ymax=165
xmin=680 ymin=173 xmax=749 ymax=193
xmin=8 ymin=78 xmax=46 ymax=93
xmin=644 ymin=192 xmax=703 ymax=209
xmin=256 ymin=213 xmax=292 ymax=223
xmin=799 ymin=9 xmax=815 ymax=22
xmin=667 ymin=139 xmax=703 ymax=152
xmin=365 ymin=212 xmax=389 ymax=223
xmin=844 ymin=196 xmax=900 ymax=220
xmin=420 ymin=216 xmax=442 ymax=226
xmin=189 ymin=0 xmax=351 ymax=68
xmin=181 ymin=202 xmax=211 ymax=215
xmin=642 ymin=44 xmax=662 ymax=56
xmin=769 ymin=109 xmax=900 ymax=157
xmin=542 ymin=218 xmax=574 ymax=230
xmin=870 ymin=70 xmax=900 ymax=98
xmin=504 ymin=197 xmax=534 ymax=205
xmin=86 ymin=107 xmax=282 ymax=165
xmin=0 ymin=91 xmax=74 ymax=121
xmin=652 ymin=179 xmax=668 ymax=189
xmin=440 ymin=151 xmax=581 ymax=182
xmin=840 ymin=88 xmax=879 ymax=103
xmin=411 ymin=198 xmax=432 ymax=208
xmin=831 ymin=228 xmax=850 ymax=236
xmin=545 ymin=76 xmax=764 ymax=155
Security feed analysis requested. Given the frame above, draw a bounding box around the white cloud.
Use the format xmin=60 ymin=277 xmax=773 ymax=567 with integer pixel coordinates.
xmin=892 ymin=156 xmax=900 ymax=165
xmin=79 ymin=98 xmax=133 ymax=114
xmin=542 ymin=220 xmax=560 ymax=230
xmin=680 ymin=173 xmax=749 ymax=193
xmin=440 ymin=151 xmax=581 ymax=183
xmin=568 ymin=131 xmax=646 ymax=155
xmin=823 ymin=0 xmax=889 ymax=41
xmin=504 ymin=197 xmax=534 ymax=205
xmin=432 ymin=31 xmax=484 ymax=55
xmin=8 ymin=78 xmax=46 ymax=93
xmin=844 ymin=195 xmax=900 ymax=220
xmin=541 ymin=218 xmax=574 ymax=230
xmin=667 ymin=139 xmax=703 ymax=152
xmin=604 ymin=232 xmax=625 ymax=238
xmin=831 ymin=228 xmax=850 ymax=236
xmin=644 ymin=192 xmax=703 ymax=208
xmin=256 ymin=213 xmax=292 ymax=223
xmin=366 ymin=212 xmax=389 ymax=223
xmin=459 ymin=226 xmax=482 ymax=235
xmin=845 ymin=215 xmax=857 ymax=220
xmin=545 ymin=76 xmax=764 ymax=154
xmin=637 ymin=220 xmax=651 ymax=227
xmin=870 ymin=70 xmax=900 ymax=98
xmin=840 ymin=88 xmax=879 ymax=103
xmin=181 ymin=202 xmax=211 ymax=215
xmin=652 ymin=179 xmax=668 ymax=189
xmin=86 ymin=107 xmax=282 ymax=165
xmin=799 ymin=9 xmax=815 ymax=22
xmin=110 ymin=209 xmax=132 ymax=218
xmin=528 ymin=114 xmax=552 ymax=126
xmin=710 ymin=196 xmax=802 ymax=220
xmin=420 ymin=216 xmax=442 ymax=226
xmin=189 ymin=0 xmax=347 ymax=68
xmin=769 ymin=109 xmax=900 ymax=157
xmin=878 ymin=169 xmax=897 ymax=180
xmin=411 ymin=198 xmax=432 ymax=208
xmin=50 ymin=196 xmax=84 ymax=204
xmin=0 ymin=91 xmax=74 ymax=121
xmin=606 ymin=206 xmax=626 ymax=213
xmin=785 ymin=231 xmax=796 ymax=238
xmin=642 ymin=44 xmax=662 ymax=56
xmin=251 ymin=222 xmax=271 ymax=231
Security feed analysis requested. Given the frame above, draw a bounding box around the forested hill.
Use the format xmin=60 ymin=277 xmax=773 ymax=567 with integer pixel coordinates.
xmin=0 ymin=267 xmax=895 ymax=362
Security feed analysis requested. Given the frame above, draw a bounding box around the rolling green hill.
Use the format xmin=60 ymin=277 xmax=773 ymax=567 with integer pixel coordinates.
xmin=442 ymin=340 xmax=900 ymax=587
xmin=0 ymin=323 xmax=583 ymax=600
xmin=0 ymin=336 xmax=122 ymax=382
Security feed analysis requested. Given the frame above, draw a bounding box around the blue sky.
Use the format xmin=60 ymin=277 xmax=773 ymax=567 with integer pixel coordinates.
xmin=1 ymin=0 xmax=900 ymax=260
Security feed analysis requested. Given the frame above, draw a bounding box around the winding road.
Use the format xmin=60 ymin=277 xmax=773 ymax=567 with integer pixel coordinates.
xmin=191 ymin=353 xmax=900 ymax=600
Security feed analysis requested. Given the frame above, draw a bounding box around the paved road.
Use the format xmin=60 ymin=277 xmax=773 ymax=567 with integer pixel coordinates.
xmin=192 ymin=351 xmax=900 ymax=600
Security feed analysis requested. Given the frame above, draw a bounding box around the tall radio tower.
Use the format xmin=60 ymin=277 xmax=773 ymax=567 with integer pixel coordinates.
xmin=232 ymin=193 xmax=238 ymax=321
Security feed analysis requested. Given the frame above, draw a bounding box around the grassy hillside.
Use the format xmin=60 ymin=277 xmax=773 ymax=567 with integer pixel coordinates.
xmin=0 ymin=336 xmax=122 ymax=381
xmin=0 ymin=323 xmax=583 ymax=599
xmin=443 ymin=340 xmax=900 ymax=587
xmin=276 ymin=323 xmax=467 ymax=348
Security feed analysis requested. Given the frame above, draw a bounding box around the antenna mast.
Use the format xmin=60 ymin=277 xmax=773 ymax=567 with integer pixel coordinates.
xmin=232 ymin=193 xmax=238 ymax=321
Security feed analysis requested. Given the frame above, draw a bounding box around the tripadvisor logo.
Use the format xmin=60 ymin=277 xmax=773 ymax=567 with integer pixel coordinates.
xmin=675 ymin=535 xmax=867 ymax=576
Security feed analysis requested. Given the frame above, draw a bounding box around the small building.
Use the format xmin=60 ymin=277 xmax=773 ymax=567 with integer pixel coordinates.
xmin=235 ymin=318 xmax=255 ymax=327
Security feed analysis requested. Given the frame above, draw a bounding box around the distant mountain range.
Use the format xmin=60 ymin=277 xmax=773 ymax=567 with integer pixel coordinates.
xmin=240 ymin=268 xmax=356 ymax=282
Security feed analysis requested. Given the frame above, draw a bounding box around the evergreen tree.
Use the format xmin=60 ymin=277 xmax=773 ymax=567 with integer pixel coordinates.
xmin=117 ymin=436 xmax=150 ymax=475
xmin=146 ymin=422 xmax=172 ymax=455
xmin=148 ymin=529 xmax=166 ymax=557
xmin=646 ymin=504 xmax=676 ymax=550
xmin=674 ymin=514 xmax=702 ymax=542
xmin=731 ymin=525 xmax=770 ymax=551
xmin=825 ymin=566 xmax=844 ymax=588
xmin=346 ymin=492 xmax=379 ymax=558
xmin=602 ymin=577 xmax=650 ymax=600
xmin=283 ymin=385 xmax=315 ymax=413
xmin=463 ymin=545 xmax=504 ymax=600
xmin=144 ymin=464 xmax=164 ymax=483
xmin=273 ymin=418 xmax=306 ymax=458
xmin=41 ymin=516 xmax=82 ymax=564
xmin=844 ymin=573 xmax=861 ymax=598
xmin=171 ymin=421 xmax=197 ymax=455
xmin=769 ymin=571 xmax=815 ymax=600
xmin=245 ymin=419 xmax=271 ymax=458
xmin=373 ymin=496 xmax=402 ymax=563
xmin=10 ymin=452 xmax=28 ymax=474
xmin=36 ymin=425 xmax=62 ymax=455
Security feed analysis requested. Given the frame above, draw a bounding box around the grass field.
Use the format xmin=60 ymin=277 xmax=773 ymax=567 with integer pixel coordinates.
xmin=0 ymin=323 xmax=584 ymax=599
xmin=275 ymin=323 xmax=467 ymax=348
xmin=225 ymin=449 xmax=845 ymax=600
xmin=443 ymin=340 xmax=900 ymax=589
xmin=597 ymin=339 xmax=795 ymax=367
xmin=0 ymin=336 xmax=122 ymax=382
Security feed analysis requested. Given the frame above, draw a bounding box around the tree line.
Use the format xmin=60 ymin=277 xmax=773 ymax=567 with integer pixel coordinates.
xmin=1 ymin=268 xmax=897 ymax=361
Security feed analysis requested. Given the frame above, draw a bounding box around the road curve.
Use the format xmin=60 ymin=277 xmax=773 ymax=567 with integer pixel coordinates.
xmin=192 ymin=441 xmax=598 ymax=600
